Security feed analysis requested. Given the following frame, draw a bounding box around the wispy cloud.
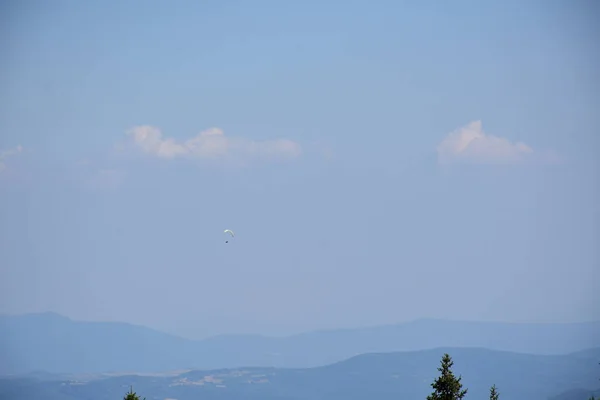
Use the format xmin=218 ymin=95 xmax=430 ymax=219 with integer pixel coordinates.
xmin=0 ymin=145 xmax=23 ymax=172
xmin=437 ymin=121 xmax=535 ymax=165
xmin=124 ymin=126 xmax=302 ymax=165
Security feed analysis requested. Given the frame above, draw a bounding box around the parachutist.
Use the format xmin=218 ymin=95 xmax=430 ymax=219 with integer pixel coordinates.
xmin=224 ymin=229 xmax=234 ymax=243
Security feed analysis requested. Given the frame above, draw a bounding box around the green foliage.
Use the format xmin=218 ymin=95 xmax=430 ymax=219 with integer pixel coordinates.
xmin=426 ymin=353 xmax=468 ymax=400
xmin=123 ymin=386 xmax=145 ymax=400
xmin=489 ymin=384 xmax=499 ymax=400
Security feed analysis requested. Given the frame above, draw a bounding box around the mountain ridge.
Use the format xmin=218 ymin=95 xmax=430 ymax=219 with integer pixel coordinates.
xmin=1 ymin=312 xmax=599 ymax=374
xmin=5 ymin=311 xmax=600 ymax=341
xmin=1 ymin=347 xmax=598 ymax=400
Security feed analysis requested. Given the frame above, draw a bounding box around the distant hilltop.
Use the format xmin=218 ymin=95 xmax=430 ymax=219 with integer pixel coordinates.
xmin=1 ymin=312 xmax=599 ymax=374
xmin=1 ymin=346 xmax=599 ymax=400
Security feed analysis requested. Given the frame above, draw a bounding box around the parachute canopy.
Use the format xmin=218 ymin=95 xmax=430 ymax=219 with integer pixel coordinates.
xmin=224 ymin=229 xmax=235 ymax=237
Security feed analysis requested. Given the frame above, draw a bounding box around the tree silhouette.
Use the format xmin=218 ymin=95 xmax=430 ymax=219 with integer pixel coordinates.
xmin=489 ymin=384 xmax=499 ymax=400
xmin=123 ymin=386 xmax=145 ymax=400
xmin=426 ymin=353 xmax=468 ymax=400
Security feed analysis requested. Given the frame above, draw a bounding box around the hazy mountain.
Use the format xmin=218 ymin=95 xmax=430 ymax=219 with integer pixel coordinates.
xmin=1 ymin=312 xmax=600 ymax=374
xmin=0 ymin=347 xmax=598 ymax=400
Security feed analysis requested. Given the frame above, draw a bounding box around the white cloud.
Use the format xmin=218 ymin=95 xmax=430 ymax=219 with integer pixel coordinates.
xmin=125 ymin=126 xmax=302 ymax=164
xmin=437 ymin=121 xmax=534 ymax=165
xmin=0 ymin=145 xmax=23 ymax=172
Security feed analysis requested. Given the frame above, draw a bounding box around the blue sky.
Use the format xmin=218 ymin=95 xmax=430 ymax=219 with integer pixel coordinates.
xmin=0 ymin=0 xmax=598 ymax=339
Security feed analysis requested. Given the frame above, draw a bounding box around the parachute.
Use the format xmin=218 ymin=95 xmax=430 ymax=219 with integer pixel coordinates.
xmin=224 ymin=229 xmax=234 ymax=243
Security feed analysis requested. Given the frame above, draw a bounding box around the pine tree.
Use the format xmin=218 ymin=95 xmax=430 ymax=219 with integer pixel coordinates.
xmin=489 ymin=384 xmax=499 ymax=400
xmin=123 ymin=386 xmax=145 ymax=400
xmin=426 ymin=353 xmax=468 ymax=400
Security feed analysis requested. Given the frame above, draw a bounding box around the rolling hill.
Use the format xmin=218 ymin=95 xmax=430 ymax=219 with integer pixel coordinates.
xmin=1 ymin=312 xmax=599 ymax=374
xmin=0 ymin=347 xmax=598 ymax=400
